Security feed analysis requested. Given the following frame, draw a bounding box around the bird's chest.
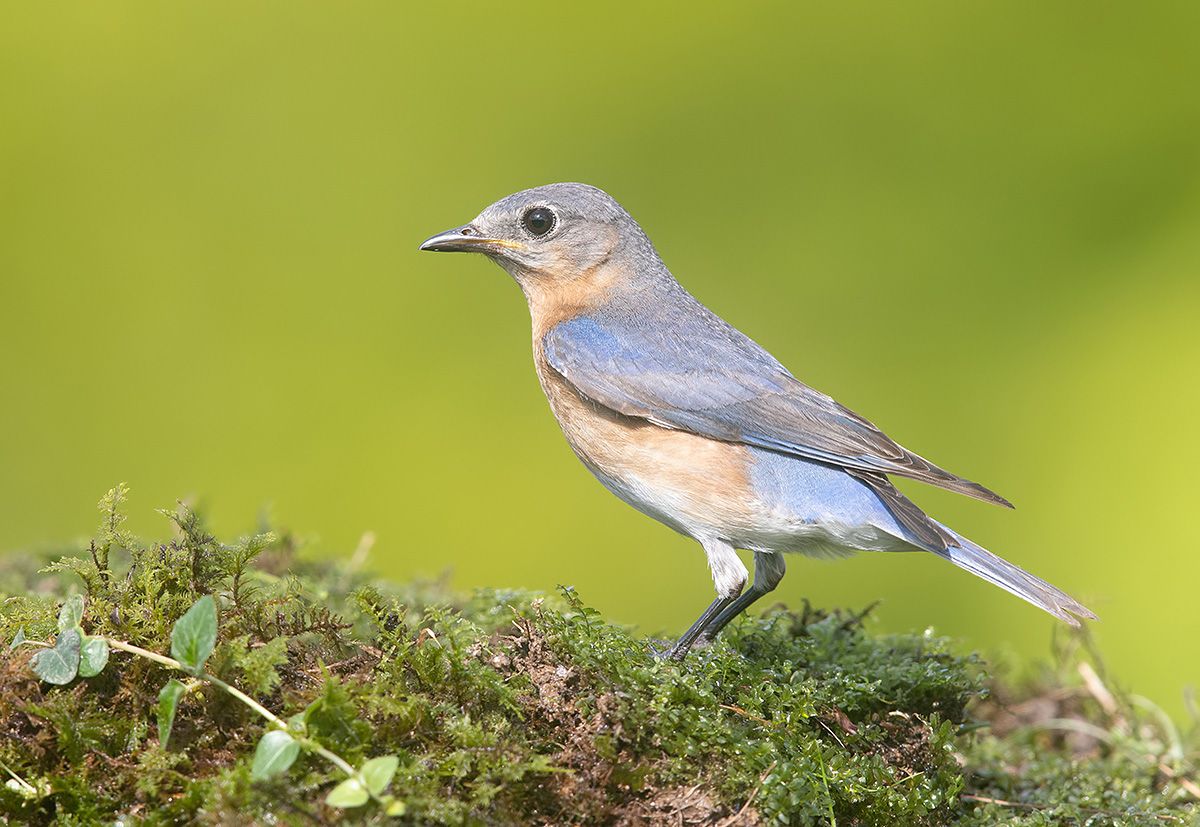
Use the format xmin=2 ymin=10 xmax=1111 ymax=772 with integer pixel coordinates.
xmin=532 ymin=351 xmax=759 ymax=541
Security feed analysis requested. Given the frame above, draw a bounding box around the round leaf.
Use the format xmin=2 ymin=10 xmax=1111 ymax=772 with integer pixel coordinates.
xmin=9 ymin=627 xmax=27 ymax=650
xmin=32 ymin=628 xmax=81 ymax=685
xmin=360 ymin=755 xmax=399 ymax=796
xmin=78 ymin=635 xmax=110 ymax=678
xmin=58 ymin=594 xmax=84 ymax=632
xmin=171 ymin=595 xmax=217 ymax=673
xmin=252 ymin=730 xmax=300 ymax=781
xmin=325 ymin=777 xmax=369 ymax=808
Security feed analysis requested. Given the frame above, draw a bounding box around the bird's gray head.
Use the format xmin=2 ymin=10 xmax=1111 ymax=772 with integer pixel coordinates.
xmin=419 ymin=183 xmax=660 ymax=292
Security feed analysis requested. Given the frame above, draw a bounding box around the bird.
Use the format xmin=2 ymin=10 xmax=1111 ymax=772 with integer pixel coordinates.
xmin=419 ymin=183 xmax=1095 ymax=658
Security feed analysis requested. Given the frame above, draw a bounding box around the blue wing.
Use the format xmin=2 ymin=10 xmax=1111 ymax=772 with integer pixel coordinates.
xmin=542 ymin=298 xmax=1010 ymax=509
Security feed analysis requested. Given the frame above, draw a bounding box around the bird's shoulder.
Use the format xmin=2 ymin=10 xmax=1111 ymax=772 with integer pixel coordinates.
xmin=542 ymin=285 xmax=791 ymax=384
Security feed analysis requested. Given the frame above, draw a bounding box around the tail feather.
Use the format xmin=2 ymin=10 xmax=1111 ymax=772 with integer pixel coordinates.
xmin=933 ymin=526 xmax=1097 ymax=626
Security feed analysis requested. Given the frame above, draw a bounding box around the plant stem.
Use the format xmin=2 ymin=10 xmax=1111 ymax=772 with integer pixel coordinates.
xmin=0 ymin=757 xmax=36 ymax=795
xmin=201 ymin=671 xmax=287 ymax=729
xmin=300 ymin=740 xmax=359 ymax=780
xmin=106 ymin=638 xmax=183 ymax=670
xmin=105 ymin=638 xmax=360 ymax=781
xmin=200 ymin=673 xmax=357 ymax=777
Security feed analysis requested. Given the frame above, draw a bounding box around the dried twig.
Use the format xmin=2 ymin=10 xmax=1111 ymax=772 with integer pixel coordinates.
xmin=961 ymin=793 xmax=1183 ymax=823
xmin=717 ymin=761 xmax=777 ymax=827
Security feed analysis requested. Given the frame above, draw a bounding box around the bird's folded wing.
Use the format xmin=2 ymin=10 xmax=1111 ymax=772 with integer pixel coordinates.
xmin=543 ymin=315 xmax=1011 ymax=508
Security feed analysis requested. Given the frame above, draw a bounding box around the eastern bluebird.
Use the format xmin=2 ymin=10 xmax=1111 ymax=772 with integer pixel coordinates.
xmin=420 ymin=183 xmax=1095 ymax=658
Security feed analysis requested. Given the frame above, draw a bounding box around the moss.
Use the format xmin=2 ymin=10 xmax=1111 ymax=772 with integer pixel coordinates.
xmin=0 ymin=487 xmax=1195 ymax=825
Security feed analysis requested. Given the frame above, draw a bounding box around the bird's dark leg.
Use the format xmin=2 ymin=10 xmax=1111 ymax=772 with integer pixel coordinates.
xmin=666 ymin=594 xmax=738 ymax=660
xmin=665 ymin=538 xmax=747 ymax=660
xmin=695 ymin=551 xmax=786 ymax=645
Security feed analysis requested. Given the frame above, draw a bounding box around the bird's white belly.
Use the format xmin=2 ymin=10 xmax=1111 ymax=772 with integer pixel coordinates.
xmin=582 ymin=453 xmax=903 ymax=558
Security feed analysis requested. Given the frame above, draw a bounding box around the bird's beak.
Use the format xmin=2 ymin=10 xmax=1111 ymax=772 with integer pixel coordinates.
xmin=418 ymin=225 xmax=525 ymax=254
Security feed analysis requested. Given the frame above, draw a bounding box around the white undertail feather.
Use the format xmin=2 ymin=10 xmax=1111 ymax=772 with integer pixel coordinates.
xmin=704 ymin=539 xmax=749 ymax=598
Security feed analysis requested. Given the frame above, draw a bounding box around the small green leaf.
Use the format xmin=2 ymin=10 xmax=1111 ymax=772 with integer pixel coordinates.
xmin=171 ymin=595 xmax=217 ymax=674
xmin=325 ymin=777 xmax=369 ymax=808
xmin=58 ymin=594 xmax=84 ymax=632
xmin=360 ymin=755 xmax=399 ymax=796
xmin=384 ymin=797 xmax=406 ymax=816
xmin=157 ymin=679 xmax=186 ymax=748
xmin=9 ymin=627 xmax=27 ymax=649
xmin=252 ymin=730 xmax=300 ymax=781
xmin=78 ymin=636 xmax=110 ymax=677
xmin=287 ymin=712 xmax=308 ymax=735
xmin=31 ymin=628 xmax=81 ymax=685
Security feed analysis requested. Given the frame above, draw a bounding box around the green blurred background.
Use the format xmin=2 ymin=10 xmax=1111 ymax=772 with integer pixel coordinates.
xmin=2 ymin=3 xmax=1197 ymax=714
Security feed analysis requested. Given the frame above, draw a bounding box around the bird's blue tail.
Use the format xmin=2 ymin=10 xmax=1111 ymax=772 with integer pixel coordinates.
xmin=933 ymin=524 xmax=1097 ymax=626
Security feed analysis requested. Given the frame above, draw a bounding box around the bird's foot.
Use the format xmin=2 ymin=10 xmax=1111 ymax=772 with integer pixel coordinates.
xmin=645 ymin=638 xmax=680 ymax=660
xmin=648 ymin=635 xmax=716 ymax=661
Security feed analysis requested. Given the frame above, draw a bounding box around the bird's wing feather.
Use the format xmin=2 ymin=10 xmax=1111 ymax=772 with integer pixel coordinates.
xmin=543 ymin=312 xmax=1011 ymax=508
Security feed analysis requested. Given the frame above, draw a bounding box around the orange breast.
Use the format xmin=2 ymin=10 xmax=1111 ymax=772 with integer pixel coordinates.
xmin=532 ymin=351 xmax=760 ymax=541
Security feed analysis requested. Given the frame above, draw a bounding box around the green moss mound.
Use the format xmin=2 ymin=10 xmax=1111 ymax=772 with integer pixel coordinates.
xmin=0 ymin=487 xmax=1196 ymax=825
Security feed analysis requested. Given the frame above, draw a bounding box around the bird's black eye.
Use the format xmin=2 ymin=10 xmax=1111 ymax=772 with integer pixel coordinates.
xmin=521 ymin=206 xmax=556 ymax=237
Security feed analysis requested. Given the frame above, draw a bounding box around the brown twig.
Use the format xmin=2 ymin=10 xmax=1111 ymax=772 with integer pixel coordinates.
xmin=961 ymin=793 xmax=1183 ymax=823
xmin=719 ymin=703 xmax=775 ymax=729
xmin=717 ymin=761 xmax=777 ymax=827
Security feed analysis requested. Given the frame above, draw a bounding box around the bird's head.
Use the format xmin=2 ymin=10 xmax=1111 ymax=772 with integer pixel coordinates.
xmin=419 ymin=183 xmax=659 ymax=296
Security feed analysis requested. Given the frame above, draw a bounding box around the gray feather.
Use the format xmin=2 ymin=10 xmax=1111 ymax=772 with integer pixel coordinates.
xmin=845 ymin=469 xmax=956 ymax=551
xmin=934 ymin=527 xmax=1098 ymax=626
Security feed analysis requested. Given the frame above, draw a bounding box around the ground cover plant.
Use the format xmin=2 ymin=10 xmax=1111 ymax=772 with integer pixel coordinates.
xmin=0 ymin=487 xmax=1196 ymax=825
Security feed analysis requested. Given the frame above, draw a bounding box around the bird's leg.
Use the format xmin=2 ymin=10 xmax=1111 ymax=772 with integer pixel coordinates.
xmin=666 ymin=539 xmax=747 ymax=660
xmin=666 ymin=594 xmax=738 ymax=660
xmin=695 ymin=551 xmax=786 ymax=645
